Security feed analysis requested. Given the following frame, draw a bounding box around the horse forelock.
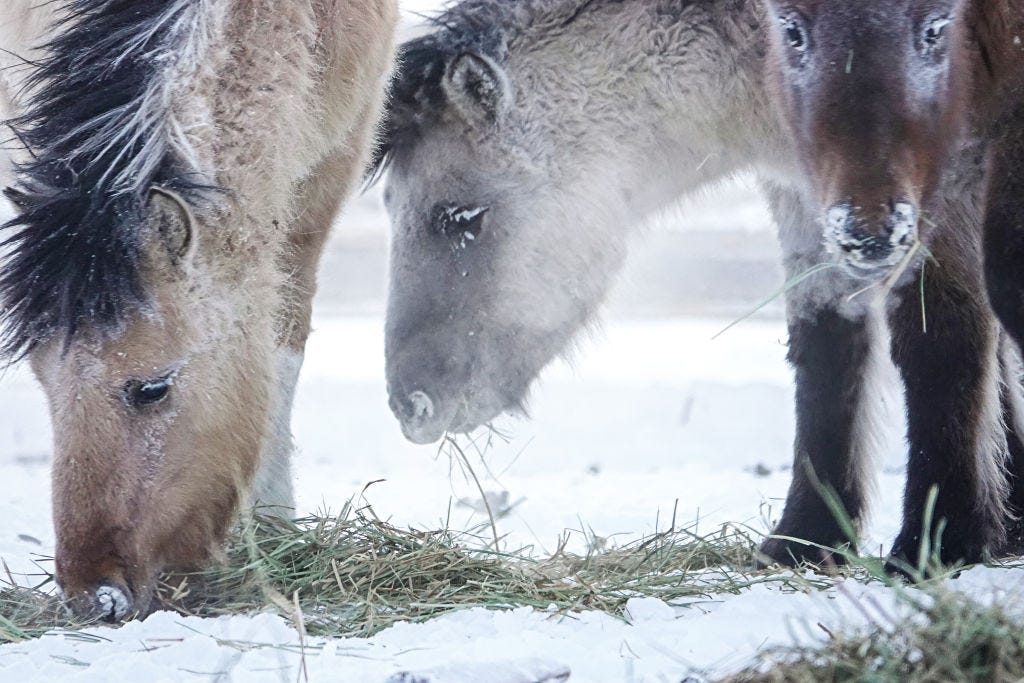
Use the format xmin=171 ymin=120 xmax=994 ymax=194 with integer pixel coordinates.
xmin=368 ymin=0 xmax=618 ymax=184
xmin=0 ymin=0 xmax=215 ymax=360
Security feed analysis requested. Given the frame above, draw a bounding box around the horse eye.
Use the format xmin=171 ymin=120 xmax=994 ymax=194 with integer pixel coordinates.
xmin=923 ymin=17 xmax=951 ymax=49
xmin=124 ymin=377 xmax=172 ymax=408
xmin=779 ymin=16 xmax=807 ymax=53
xmin=433 ymin=204 xmax=489 ymax=242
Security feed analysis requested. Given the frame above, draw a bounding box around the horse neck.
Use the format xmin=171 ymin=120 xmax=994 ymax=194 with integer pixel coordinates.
xmin=511 ymin=0 xmax=781 ymax=223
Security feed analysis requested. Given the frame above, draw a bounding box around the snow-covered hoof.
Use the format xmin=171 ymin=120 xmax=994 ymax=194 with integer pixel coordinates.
xmin=996 ymin=518 xmax=1024 ymax=558
xmin=757 ymin=536 xmax=850 ymax=570
xmin=66 ymin=580 xmax=135 ymax=623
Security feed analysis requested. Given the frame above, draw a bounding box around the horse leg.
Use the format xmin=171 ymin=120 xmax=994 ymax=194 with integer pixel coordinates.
xmin=759 ymin=183 xmax=880 ymax=566
xmin=760 ymin=303 xmax=879 ymax=565
xmin=982 ymin=111 xmax=1024 ymax=555
xmin=984 ymin=108 xmax=1024 ymax=346
xmin=887 ymin=230 xmax=1007 ymax=571
xmin=998 ymin=336 xmax=1024 ymax=554
xmin=251 ymin=143 xmax=371 ymax=511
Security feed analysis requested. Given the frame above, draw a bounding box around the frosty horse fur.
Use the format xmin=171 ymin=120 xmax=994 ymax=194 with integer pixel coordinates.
xmin=0 ymin=0 xmax=397 ymax=620
xmin=373 ymin=0 xmax=1024 ymax=570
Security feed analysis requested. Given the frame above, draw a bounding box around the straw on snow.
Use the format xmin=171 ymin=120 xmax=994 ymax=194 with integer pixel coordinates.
xmin=0 ymin=504 xmax=794 ymax=642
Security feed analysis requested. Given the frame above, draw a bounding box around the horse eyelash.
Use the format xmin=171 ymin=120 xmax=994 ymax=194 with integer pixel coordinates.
xmin=921 ymin=16 xmax=952 ymax=54
xmin=776 ymin=15 xmax=808 ymax=55
xmin=434 ymin=205 xmax=489 ymax=235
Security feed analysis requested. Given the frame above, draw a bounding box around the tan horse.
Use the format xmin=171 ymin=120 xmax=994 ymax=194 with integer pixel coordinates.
xmin=0 ymin=0 xmax=396 ymax=620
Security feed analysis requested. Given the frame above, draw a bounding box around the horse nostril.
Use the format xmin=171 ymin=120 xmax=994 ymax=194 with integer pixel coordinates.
xmin=888 ymin=201 xmax=918 ymax=247
xmin=827 ymin=205 xmax=852 ymax=236
xmin=95 ymin=583 xmax=133 ymax=622
xmin=827 ymin=200 xmax=918 ymax=266
xmin=390 ymin=389 xmax=448 ymax=445
xmin=407 ymin=391 xmax=435 ymax=421
xmin=65 ymin=580 xmax=134 ymax=622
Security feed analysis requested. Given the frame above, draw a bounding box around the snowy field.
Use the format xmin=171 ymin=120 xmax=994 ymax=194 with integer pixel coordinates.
xmin=4 ymin=4 xmax=1024 ymax=682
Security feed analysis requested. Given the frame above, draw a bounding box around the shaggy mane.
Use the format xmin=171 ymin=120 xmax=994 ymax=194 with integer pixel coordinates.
xmin=0 ymin=0 xmax=212 ymax=359
xmin=368 ymin=0 xmax=615 ymax=184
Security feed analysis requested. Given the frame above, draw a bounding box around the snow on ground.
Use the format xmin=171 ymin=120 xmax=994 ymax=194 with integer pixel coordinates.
xmin=4 ymin=566 xmax=1024 ymax=682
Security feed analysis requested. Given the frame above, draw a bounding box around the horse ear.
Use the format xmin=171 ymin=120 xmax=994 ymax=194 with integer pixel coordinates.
xmin=443 ymin=52 xmax=511 ymax=124
xmin=146 ymin=186 xmax=197 ymax=266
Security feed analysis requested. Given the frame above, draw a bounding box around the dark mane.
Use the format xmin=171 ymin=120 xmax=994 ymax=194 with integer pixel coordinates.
xmin=0 ymin=0 xmax=210 ymax=359
xmin=368 ymin=0 xmax=614 ymax=184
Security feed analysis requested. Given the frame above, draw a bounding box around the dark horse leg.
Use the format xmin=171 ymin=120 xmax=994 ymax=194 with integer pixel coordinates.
xmin=888 ymin=218 xmax=1008 ymax=571
xmin=760 ymin=183 xmax=1010 ymax=570
xmin=759 ymin=304 xmax=877 ymax=565
xmin=983 ymin=108 xmax=1024 ymax=555
xmin=759 ymin=184 xmax=879 ymax=566
xmin=998 ymin=336 xmax=1024 ymax=554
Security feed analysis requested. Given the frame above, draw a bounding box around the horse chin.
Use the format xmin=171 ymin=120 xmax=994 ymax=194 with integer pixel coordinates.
xmin=832 ymin=246 xmax=915 ymax=281
xmin=447 ymin=407 xmax=501 ymax=437
xmin=400 ymin=420 xmax=449 ymax=445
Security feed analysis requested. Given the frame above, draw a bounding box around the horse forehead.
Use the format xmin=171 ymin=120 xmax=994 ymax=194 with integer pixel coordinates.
xmin=398 ymin=126 xmax=518 ymax=190
xmin=32 ymin=323 xmax=189 ymax=381
xmin=783 ymin=0 xmax=918 ymax=23
xmin=821 ymin=0 xmax=963 ymax=24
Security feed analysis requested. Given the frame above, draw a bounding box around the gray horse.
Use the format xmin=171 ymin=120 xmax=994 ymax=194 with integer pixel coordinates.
xmin=373 ymin=0 xmax=1023 ymax=570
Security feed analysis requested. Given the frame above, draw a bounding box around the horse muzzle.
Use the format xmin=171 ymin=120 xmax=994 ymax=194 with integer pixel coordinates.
xmin=826 ymin=201 xmax=918 ymax=273
xmin=61 ymin=577 xmax=136 ymax=623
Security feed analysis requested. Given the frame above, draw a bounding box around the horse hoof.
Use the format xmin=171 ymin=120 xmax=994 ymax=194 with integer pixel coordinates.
xmin=757 ymin=536 xmax=850 ymax=570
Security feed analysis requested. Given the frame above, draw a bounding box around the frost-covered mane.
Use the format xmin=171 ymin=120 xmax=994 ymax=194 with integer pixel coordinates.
xmin=369 ymin=0 xmax=620 ymax=182
xmin=0 ymin=0 xmax=212 ymax=358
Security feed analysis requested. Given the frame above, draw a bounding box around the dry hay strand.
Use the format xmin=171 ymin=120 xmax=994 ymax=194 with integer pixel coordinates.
xmin=0 ymin=504 xmax=772 ymax=642
xmin=719 ymin=587 xmax=1024 ymax=683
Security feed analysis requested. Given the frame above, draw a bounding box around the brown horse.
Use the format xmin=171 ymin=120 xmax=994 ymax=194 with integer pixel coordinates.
xmin=0 ymin=0 xmax=397 ymax=620
xmin=762 ymin=0 xmax=1024 ymax=571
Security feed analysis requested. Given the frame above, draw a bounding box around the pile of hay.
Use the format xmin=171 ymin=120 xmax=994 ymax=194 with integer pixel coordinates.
xmin=0 ymin=504 xmax=772 ymax=642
